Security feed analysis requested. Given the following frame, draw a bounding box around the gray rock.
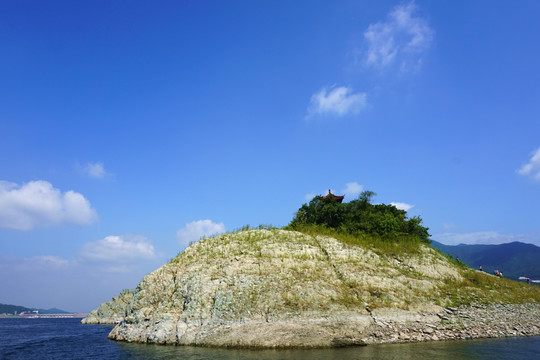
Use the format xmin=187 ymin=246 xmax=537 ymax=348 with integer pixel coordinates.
xmin=81 ymin=289 xmax=134 ymax=324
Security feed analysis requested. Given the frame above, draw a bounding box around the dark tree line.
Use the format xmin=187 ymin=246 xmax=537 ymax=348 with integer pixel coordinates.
xmin=288 ymin=191 xmax=430 ymax=243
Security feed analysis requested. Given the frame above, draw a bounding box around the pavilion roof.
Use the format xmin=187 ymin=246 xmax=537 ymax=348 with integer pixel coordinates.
xmin=322 ymin=189 xmax=344 ymax=203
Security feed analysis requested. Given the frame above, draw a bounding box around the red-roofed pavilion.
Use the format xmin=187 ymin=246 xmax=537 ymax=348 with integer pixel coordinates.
xmin=323 ymin=189 xmax=344 ymax=203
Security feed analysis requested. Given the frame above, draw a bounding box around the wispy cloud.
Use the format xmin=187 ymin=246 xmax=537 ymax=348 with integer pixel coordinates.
xmin=20 ymin=255 xmax=73 ymax=271
xmin=517 ymin=147 xmax=540 ymax=181
xmin=342 ymin=182 xmax=363 ymax=198
xmin=390 ymin=202 xmax=414 ymax=211
xmin=177 ymin=219 xmax=226 ymax=247
xmin=80 ymin=235 xmax=155 ymax=262
xmin=432 ymin=231 xmax=539 ymax=246
xmin=81 ymin=162 xmax=111 ymax=179
xmin=443 ymin=223 xmax=458 ymax=230
xmin=363 ymin=1 xmax=433 ymax=70
xmin=0 ymin=180 xmax=98 ymax=231
xmin=306 ymin=86 xmax=367 ymax=118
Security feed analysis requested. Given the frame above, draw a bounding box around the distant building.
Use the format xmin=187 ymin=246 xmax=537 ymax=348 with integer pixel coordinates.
xmin=323 ymin=189 xmax=344 ymax=203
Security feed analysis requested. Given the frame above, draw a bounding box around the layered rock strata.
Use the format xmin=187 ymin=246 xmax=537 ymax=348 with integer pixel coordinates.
xmin=363 ymin=303 xmax=540 ymax=344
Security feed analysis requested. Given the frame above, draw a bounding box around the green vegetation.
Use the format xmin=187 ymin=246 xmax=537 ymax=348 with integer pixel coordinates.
xmin=287 ymin=190 xmax=430 ymax=244
xmin=439 ymin=268 xmax=540 ymax=306
xmin=286 ymin=223 xmax=426 ymax=257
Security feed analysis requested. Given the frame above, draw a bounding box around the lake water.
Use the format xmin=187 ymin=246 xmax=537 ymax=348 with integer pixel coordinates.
xmin=1 ymin=318 xmax=539 ymax=359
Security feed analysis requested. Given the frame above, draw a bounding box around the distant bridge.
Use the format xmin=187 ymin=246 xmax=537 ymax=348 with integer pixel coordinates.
xmin=18 ymin=313 xmax=87 ymax=319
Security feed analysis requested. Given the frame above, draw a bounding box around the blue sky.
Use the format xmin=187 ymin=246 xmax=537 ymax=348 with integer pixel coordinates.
xmin=1 ymin=1 xmax=540 ymax=312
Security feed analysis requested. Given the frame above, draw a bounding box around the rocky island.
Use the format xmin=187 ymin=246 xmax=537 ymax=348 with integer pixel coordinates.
xmin=83 ymin=228 xmax=540 ymax=347
xmin=83 ymin=192 xmax=540 ymax=347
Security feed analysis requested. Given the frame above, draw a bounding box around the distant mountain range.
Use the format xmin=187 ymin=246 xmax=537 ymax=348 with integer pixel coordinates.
xmin=0 ymin=303 xmax=70 ymax=315
xmin=431 ymin=241 xmax=540 ymax=281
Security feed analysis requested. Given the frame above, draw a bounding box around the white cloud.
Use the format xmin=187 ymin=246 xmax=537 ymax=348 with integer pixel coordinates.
xmin=390 ymin=202 xmax=414 ymax=211
xmin=177 ymin=219 xmax=226 ymax=246
xmin=0 ymin=254 xmax=74 ymax=274
xmin=304 ymin=193 xmax=316 ymax=201
xmin=0 ymin=180 xmax=98 ymax=231
xmin=364 ymin=1 xmax=433 ymax=70
xmin=517 ymin=147 xmax=540 ymax=181
xmin=21 ymin=255 xmax=72 ymax=270
xmin=81 ymin=161 xmax=112 ymax=179
xmin=85 ymin=162 xmax=106 ymax=178
xmin=432 ymin=231 xmax=538 ymax=246
xmin=307 ymin=86 xmax=367 ymax=118
xmin=443 ymin=223 xmax=458 ymax=230
xmin=80 ymin=235 xmax=155 ymax=262
xmin=342 ymin=182 xmax=363 ymax=198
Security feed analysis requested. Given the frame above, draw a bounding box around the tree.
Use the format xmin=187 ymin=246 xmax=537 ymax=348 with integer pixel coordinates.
xmin=358 ymin=190 xmax=376 ymax=205
xmin=288 ymin=190 xmax=430 ymax=243
xmin=290 ymin=195 xmax=344 ymax=229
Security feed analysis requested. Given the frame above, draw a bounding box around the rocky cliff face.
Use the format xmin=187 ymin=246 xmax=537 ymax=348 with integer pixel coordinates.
xmin=84 ymin=229 xmax=540 ymax=347
xmin=82 ymin=289 xmax=134 ymax=324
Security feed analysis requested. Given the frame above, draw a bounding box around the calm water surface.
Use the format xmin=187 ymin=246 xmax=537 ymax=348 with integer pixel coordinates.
xmin=1 ymin=318 xmax=539 ymax=359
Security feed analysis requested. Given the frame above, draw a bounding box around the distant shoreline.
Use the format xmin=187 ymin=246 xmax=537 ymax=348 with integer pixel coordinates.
xmin=0 ymin=314 xmax=87 ymax=319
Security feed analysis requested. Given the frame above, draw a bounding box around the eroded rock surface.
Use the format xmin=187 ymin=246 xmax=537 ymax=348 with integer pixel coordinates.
xmin=83 ymin=229 xmax=539 ymax=347
xmin=82 ymin=289 xmax=134 ymax=324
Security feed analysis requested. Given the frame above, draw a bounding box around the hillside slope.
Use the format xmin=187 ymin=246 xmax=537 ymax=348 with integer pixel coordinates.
xmin=0 ymin=304 xmax=70 ymax=315
xmin=432 ymin=241 xmax=540 ymax=280
xmin=84 ymin=229 xmax=540 ymax=347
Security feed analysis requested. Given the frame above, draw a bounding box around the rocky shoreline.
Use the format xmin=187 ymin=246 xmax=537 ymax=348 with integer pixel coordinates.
xmin=362 ymin=303 xmax=540 ymax=345
xmin=104 ymin=303 xmax=540 ymax=348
